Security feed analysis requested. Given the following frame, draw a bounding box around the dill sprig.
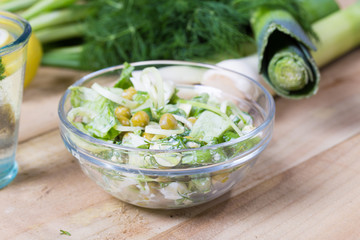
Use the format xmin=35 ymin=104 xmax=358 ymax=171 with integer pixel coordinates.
xmin=0 ymin=58 xmax=5 ymax=81
xmin=60 ymin=229 xmax=71 ymax=236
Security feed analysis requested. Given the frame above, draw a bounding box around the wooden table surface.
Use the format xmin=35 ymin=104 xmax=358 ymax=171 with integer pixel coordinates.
xmin=1 ymin=1 xmax=360 ymax=239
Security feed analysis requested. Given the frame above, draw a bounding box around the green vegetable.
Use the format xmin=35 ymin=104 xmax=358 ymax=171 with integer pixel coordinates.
xmin=241 ymin=0 xmax=339 ymax=98
xmin=35 ymin=23 xmax=85 ymax=44
xmin=29 ymin=8 xmax=90 ymax=31
xmin=91 ymin=83 xmax=138 ymax=109
xmin=188 ymin=93 xmax=209 ymax=117
xmin=40 ymin=46 xmax=82 ymax=69
xmin=232 ymin=136 xmax=262 ymax=157
xmin=0 ymin=0 xmax=37 ymax=12
xmin=21 ymin=0 xmax=77 ymax=20
xmin=122 ymin=133 xmax=149 ymax=149
xmin=179 ymin=100 xmax=242 ymax=136
xmin=0 ymin=58 xmax=5 ymax=81
xmin=250 ymin=6 xmax=319 ymax=98
xmin=182 ymin=147 xmax=226 ymax=165
xmin=113 ymin=62 xmax=134 ymax=89
xmin=38 ymin=0 xmax=323 ymax=70
xmin=65 ymin=65 xmax=261 ymax=207
xmin=77 ymin=0 xmax=251 ymax=69
xmin=156 ymin=105 xmax=186 ymax=118
xmin=182 ymin=149 xmax=212 ymax=165
xmin=311 ymin=2 xmax=360 ymax=67
xmin=59 ymin=229 xmax=71 ymax=236
xmin=85 ymin=98 xmax=117 ymax=139
xmin=154 ymin=152 xmax=182 ymax=167
xmin=222 ymin=131 xmax=240 ymax=142
xmin=190 ymin=177 xmax=212 ymax=193
xmin=190 ymin=111 xmax=231 ymax=143
xmin=68 ymin=87 xmax=119 ymax=139
xmin=132 ymin=91 xmax=149 ymax=105
xmin=69 ymin=86 xmax=99 ymax=107
xmin=67 ymin=65 xmax=254 ymax=156
xmin=9 ymin=0 xmax=360 ymax=101
xmin=296 ymin=0 xmax=340 ymax=23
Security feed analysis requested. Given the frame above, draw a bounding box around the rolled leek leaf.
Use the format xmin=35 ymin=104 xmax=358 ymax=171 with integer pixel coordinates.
xmin=251 ymin=7 xmax=320 ymax=99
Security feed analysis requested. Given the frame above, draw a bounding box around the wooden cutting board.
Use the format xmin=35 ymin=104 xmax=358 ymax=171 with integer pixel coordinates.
xmin=1 ymin=2 xmax=360 ymax=240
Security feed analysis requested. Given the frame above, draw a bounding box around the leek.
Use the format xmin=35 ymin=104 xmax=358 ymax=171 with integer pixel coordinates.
xmin=311 ymin=3 xmax=360 ymax=67
xmin=213 ymin=2 xmax=360 ymax=97
xmin=296 ymin=0 xmax=339 ymax=23
xmin=250 ymin=6 xmax=319 ymax=99
xmin=248 ymin=0 xmax=359 ymax=98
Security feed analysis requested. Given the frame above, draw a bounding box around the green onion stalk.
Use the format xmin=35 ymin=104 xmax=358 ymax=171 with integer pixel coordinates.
xmin=0 ymin=0 xmax=37 ymax=12
xmin=249 ymin=0 xmax=340 ymax=99
xmin=0 ymin=0 xmax=89 ymax=42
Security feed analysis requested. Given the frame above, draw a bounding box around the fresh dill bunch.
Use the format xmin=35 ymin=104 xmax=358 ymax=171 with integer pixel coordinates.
xmin=78 ymin=0 xmax=318 ymax=70
xmin=81 ymin=0 xmax=253 ymax=69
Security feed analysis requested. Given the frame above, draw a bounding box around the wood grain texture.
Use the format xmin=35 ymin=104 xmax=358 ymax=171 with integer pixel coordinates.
xmin=1 ymin=1 xmax=360 ymax=238
xmin=153 ymin=134 xmax=360 ymax=240
xmin=1 ymin=48 xmax=358 ymax=239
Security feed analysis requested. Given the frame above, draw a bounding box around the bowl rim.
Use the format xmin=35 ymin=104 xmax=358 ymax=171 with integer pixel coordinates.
xmin=58 ymin=60 xmax=275 ymax=155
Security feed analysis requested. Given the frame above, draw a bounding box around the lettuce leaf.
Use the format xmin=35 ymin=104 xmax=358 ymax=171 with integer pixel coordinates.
xmin=69 ymin=86 xmax=119 ymax=139
xmin=113 ymin=62 xmax=134 ymax=89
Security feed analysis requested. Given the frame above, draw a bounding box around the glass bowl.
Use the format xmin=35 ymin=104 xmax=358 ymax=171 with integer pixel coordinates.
xmin=58 ymin=60 xmax=275 ymax=209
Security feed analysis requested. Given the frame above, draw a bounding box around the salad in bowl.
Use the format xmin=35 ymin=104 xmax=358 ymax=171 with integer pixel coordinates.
xmin=59 ymin=60 xmax=275 ymax=209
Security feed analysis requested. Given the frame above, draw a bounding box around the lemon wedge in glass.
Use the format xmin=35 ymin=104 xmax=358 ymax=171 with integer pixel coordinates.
xmin=0 ymin=28 xmax=43 ymax=88
xmin=0 ymin=28 xmax=12 ymax=47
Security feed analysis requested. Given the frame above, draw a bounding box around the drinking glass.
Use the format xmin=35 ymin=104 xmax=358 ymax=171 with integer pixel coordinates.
xmin=0 ymin=11 xmax=31 ymax=188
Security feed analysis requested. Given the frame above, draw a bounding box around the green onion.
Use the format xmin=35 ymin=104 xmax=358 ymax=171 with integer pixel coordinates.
xmin=21 ymin=0 xmax=77 ymax=20
xmin=0 ymin=0 xmax=37 ymax=12
xmin=29 ymin=8 xmax=89 ymax=31
xmin=41 ymin=45 xmax=83 ymax=69
xmin=35 ymin=23 xmax=84 ymax=44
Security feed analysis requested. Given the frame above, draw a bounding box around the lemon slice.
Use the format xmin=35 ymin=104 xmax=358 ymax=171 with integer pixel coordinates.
xmin=0 ymin=28 xmax=12 ymax=48
xmin=0 ymin=28 xmax=23 ymax=77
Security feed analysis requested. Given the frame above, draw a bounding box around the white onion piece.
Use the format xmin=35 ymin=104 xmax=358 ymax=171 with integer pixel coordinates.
xmin=172 ymin=114 xmax=193 ymax=129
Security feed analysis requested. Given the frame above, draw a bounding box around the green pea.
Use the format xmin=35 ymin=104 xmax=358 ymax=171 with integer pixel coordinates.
xmin=131 ymin=111 xmax=150 ymax=127
xmin=159 ymin=113 xmax=177 ymax=130
xmin=115 ymin=106 xmax=131 ymax=119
